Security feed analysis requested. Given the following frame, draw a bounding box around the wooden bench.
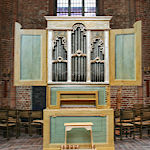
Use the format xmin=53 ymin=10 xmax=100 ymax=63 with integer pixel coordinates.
xmin=62 ymin=122 xmax=94 ymax=149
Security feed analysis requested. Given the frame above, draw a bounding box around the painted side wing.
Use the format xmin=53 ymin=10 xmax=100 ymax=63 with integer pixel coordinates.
xmin=14 ymin=22 xmax=46 ymax=86
xmin=110 ymin=21 xmax=142 ymax=86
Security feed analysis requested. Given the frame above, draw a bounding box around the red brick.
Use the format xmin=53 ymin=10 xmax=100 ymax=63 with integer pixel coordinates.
xmin=0 ymin=0 xmax=150 ymax=109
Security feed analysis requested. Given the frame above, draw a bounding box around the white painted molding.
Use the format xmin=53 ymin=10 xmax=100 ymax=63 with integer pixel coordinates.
xmin=47 ymin=81 xmax=109 ymax=85
xmin=104 ymin=31 xmax=109 ymax=83
xmin=45 ymin=16 xmax=113 ymax=30
xmin=48 ymin=31 xmax=53 ymax=82
xmin=67 ymin=31 xmax=71 ymax=82
xmin=87 ymin=31 xmax=91 ymax=82
xmin=45 ymin=16 xmax=112 ymax=21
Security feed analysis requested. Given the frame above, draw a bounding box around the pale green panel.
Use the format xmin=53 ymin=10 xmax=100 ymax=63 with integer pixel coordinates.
xmin=123 ymin=35 xmax=135 ymax=79
xmin=50 ymin=116 xmax=106 ymax=143
xmin=20 ymin=35 xmax=32 ymax=80
xmin=115 ymin=35 xmax=123 ymax=79
xmin=32 ymin=35 xmax=41 ymax=80
xmin=51 ymin=87 xmax=106 ymax=106
xmin=115 ymin=34 xmax=135 ymax=80
xmin=99 ymin=89 xmax=105 ymax=105
xmin=20 ymin=35 xmax=41 ymax=80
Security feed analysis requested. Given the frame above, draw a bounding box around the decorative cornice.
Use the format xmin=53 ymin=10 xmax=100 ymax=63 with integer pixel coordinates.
xmin=44 ymin=16 xmax=112 ymax=21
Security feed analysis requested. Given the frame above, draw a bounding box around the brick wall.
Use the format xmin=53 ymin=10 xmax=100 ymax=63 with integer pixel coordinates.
xmin=0 ymin=0 xmax=17 ymax=109
xmin=103 ymin=0 xmax=133 ymax=28
xmin=110 ymin=86 xmax=144 ymax=109
xmin=0 ymin=0 xmax=150 ymax=109
xmin=0 ymin=0 xmax=53 ymax=109
xmin=143 ymin=75 xmax=150 ymax=106
xmin=16 ymin=86 xmax=32 ymax=110
xmin=15 ymin=0 xmax=51 ymax=110
xmin=17 ymin=0 xmax=50 ymax=29
xmin=136 ymin=0 xmax=150 ymax=68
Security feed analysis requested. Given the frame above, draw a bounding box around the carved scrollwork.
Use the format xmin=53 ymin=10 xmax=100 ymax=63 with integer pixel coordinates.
xmin=91 ymin=38 xmax=104 ymax=54
xmin=91 ymin=38 xmax=105 ymax=82
xmin=91 ymin=57 xmax=104 ymax=63
xmin=71 ymin=50 xmax=87 ymax=57
xmin=52 ymin=36 xmax=67 ymax=82
xmin=72 ymin=23 xmax=86 ymax=33
xmin=53 ymin=36 xmax=67 ymax=50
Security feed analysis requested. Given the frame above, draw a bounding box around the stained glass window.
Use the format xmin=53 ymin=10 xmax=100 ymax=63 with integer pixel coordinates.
xmin=57 ymin=0 xmax=96 ymax=16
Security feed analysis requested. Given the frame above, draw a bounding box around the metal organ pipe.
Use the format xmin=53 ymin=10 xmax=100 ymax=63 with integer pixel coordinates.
xmin=52 ymin=37 xmax=67 ymax=82
xmin=91 ymin=39 xmax=104 ymax=82
xmin=71 ymin=24 xmax=87 ymax=82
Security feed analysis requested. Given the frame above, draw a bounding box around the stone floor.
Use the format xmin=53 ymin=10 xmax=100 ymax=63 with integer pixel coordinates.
xmin=0 ymin=135 xmax=150 ymax=150
xmin=0 ymin=135 xmax=42 ymax=150
xmin=115 ymin=137 xmax=150 ymax=150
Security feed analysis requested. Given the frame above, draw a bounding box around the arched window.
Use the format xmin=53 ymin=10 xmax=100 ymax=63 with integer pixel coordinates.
xmin=57 ymin=0 xmax=96 ymax=16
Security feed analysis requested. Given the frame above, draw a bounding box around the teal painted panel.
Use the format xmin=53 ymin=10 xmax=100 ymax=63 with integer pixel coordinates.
xmin=50 ymin=87 xmax=106 ymax=106
xmin=50 ymin=116 xmax=106 ymax=143
xmin=32 ymin=36 xmax=41 ymax=80
xmin=115 ymin=34 xmax=135 ymax=80
xmin=20 ymin=35 xmax=32 ymax=80
xmin=20 ymin=35 xmax=41 ymax=80
xmin=99 ymin=89 xmax=105 ymax=105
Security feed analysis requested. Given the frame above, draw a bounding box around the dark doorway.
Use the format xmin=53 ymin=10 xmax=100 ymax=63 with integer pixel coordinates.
xmin=32 ymin=86 xmax=46 ymax=110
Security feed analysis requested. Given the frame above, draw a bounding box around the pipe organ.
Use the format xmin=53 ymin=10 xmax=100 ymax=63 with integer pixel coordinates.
xmin=51 ymin=23 xmax=106 ymax=83
xmin=47 ymin=18 xmax=110 ymax=84
xmin=44 ymin=16 xmax=114 ymax=150
xmin=14 ymin=15 xmax=141 ymax=150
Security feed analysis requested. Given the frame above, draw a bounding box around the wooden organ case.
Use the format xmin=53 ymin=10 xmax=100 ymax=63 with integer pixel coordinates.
xmin=44 ymin=16 xmax=114 ymax=150
xmin=14 ymin=15 xmax=141 ymax=150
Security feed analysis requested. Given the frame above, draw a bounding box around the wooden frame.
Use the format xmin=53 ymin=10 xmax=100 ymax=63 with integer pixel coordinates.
xmin=110 ymin=21 xmax=142 ymax=86
xmin=47 ymin=85 xmax=110 ymax=109
xmin=43 ymin=109 xmax=114 ymax=150
xmin=97 ymin=86 xmax=110 ymax=109
xmin=64 ymin=122 xmax=94 ymax=148
xmin=14 ymin=22 xmax=47 ymax=86
xmin=57 ymin=91 xmax=98 ymax=109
